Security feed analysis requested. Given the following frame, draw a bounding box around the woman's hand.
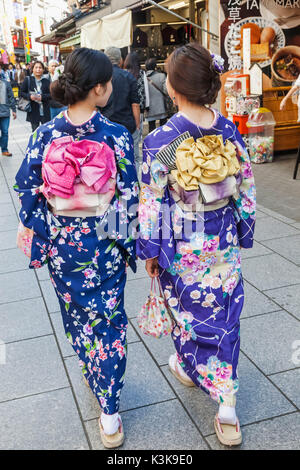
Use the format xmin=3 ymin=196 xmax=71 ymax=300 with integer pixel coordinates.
xmin=145 ymin=257 xmax=159 ymax=278
xmin=280 ymin=98 xmax=287 ymax=111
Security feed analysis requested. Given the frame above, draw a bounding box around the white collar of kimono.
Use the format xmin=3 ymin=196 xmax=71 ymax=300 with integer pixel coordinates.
xmin=64 ymin=109 xmax=97 ymax=127
xmin=179 ymin=107 xmax=218 ymax=130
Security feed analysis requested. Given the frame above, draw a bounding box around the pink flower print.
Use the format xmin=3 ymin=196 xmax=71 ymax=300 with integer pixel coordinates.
xmin=74 ymin=231 xmax=81 ymax=241
xmin=31 ymin=260 xmax=42 ymax=269
xmin=81 ymin=228 xmax=91 ymax=235
xmin=98 ymin=340 xmax=108 ymax=361
xmin=63 ymin=292 xmax=71 ymax=303
xmin=241 ymin=197 xmax=255 ymax=214
xmin=224 ymin=277 xmax=237 ymax=295
xmin=180 ymin=329 xmax=192 ymax=346
xmin=181 ymin=253 xmax=200 ymax=269
xmin=89 ymin=349 xmax=96 ymax=359
xmin=211 ymin=277 xmax=222 ymax=289
xmin=83 ymin=323 xmax=93 ymax=336
xmin=182 ymin=273 xmax=197 ymax=286
xmin=49 ymin=246 xmax=58 ymax=257
xmin=216 ymin=367 xmax=232 ymax=381
xmin=106 ymin=297 xmax=117 ymax=310
xmin=203 ymin=238 xmax=219 ymax=252
xmin=203 ymin=376 xmax=214 ymax=389
xmin=242 ymin=161 xmax=253 ymax=179
xmin=100 ymin=397 xmax=107 ymax=408
xmin=83 ymin=268 xmax=96 ymax=279
xmin=65 ymin=226 xmax=75 ymax=233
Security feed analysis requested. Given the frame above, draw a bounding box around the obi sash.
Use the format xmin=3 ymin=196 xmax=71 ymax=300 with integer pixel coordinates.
xmin=154 ymin=133 xmax=242 ymax=210
xmin=41 ymin=136 xmax=117 ymax=217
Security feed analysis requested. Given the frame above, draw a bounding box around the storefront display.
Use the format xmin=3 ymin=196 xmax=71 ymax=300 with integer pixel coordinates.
xmin=247 ymin=107 xmax=276 ymax=163
xmin=219 ymin=0 xmax=300 ymax=153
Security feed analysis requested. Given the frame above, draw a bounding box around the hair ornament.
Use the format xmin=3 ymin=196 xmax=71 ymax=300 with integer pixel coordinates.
xmin=211 ymin=54 xmax=224 ymax=74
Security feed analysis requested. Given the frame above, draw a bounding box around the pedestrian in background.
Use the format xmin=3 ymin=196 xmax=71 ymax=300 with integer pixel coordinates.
xmin=25 ymin=63 xmax=32 ymax=77
xmin=0 ymin=65 xmax=17 ymax=157
xmin=124 ymin=51 xmax=149 ymax=176
xmin=14 ymin=47 xmax=139 ymax=449
xmin=47 ymin=59 xmax=67 ymax=119
xmin=20 ymin=60 xmax=51 ymax=132
xmin=101 ymin=47 xmax=141 ymax=173
xmin=145 ymin=58 xmax=167 ymax=133
xmin=15 ymin=63 xmax=26 ymax=97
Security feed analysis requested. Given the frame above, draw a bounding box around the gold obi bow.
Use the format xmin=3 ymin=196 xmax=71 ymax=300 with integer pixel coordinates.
xmin=171 ymin=135 xmax=240 ymax=191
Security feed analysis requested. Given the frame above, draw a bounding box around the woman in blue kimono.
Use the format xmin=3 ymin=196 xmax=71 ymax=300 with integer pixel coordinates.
xmin=14 ymin=48 xmax=139 ymax=448
xmin=137 ymin=44 xmax=256 ymax=446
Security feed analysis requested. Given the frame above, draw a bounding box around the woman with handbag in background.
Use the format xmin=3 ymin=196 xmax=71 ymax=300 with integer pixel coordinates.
xmin=14 ymin=48 xmax=139 ymax=448
xmin=20 ymin=60 xmax=51 ymax=132
xmin=137 ymin=43 xmax=256 ymax=447
xmin=145 ymin=58 xmax=168 ymax=133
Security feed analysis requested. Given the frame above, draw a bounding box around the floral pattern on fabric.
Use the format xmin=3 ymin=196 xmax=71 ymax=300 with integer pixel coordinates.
xmin=14 ymin=112 xmax=139 ymax=414
xmin=137 ymin=110 xmax=255 ymax=405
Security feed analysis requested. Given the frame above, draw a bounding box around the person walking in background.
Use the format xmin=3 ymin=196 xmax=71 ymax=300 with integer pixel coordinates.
xmin=7 ymin=63 xmax=16 ymax=84
xmin=15 ymin=63 xmax=26 ymax=98
xmin=0 ymin=66 xmax=17 ymax=157
xmin=47 ymin=59 xmax=59 ymax=81
xmin=124 ymin=51 xmax=149 ymax=174
xmin=145 ymin=58 xmax=167 ymax=133
xmin=101 ymin=47 xmax=141 ymax=173
xmin=47 ymin=59 xmax=67 ymax=119
xmin=14 ymin=47 xmax=139 ymax=449
xmin=137 ymin=43 xmax=256 ymax=447
xmin=25 ymin=63 xmax=32 ymax=77
xmin=20 ymin=60 xmax=51 ymax=132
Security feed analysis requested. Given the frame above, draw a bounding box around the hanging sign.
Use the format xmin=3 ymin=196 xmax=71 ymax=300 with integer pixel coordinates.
xmin=23 ymin=16 xmax=30 ymax=64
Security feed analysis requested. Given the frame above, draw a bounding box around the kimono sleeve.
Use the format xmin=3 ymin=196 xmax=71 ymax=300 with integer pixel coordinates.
xmin=100 ymin=129 xmax=139 ymax=272
xmin=136 ymin=138 xmax=170 ymax=262
xmin=14 ymin=131 xmax=52 ymax=268
xmin=231 ymin=130 xmax=256 ymax=249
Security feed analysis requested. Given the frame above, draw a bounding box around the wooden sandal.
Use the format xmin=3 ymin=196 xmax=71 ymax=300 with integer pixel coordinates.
xmin=168 ymin=355 xmax=195 ymax=387
xmin=214 ymin=414 xmax=242 ymax=446
xmin=98 ymin=415 xmax=124 ymax=449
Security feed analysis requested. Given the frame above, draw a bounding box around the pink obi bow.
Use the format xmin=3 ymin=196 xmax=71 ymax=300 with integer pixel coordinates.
xmin=42 ymin=136 xmax=117 ymax=199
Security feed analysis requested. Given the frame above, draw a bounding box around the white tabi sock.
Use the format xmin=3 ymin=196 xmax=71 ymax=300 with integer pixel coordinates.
xmin=218 ymin=405 xmax=237 ymax=425
xmin=101 ymin=412 xmax=120 ymax=435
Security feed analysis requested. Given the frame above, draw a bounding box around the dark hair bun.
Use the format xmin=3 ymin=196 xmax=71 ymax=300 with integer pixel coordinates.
xmin=166 ymin=43 xmax=221 ymax=106
xmin=50 ymin=48 xmax=113 ymax=106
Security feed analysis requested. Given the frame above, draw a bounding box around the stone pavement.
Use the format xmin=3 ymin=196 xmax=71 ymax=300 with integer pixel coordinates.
xmin=0 ymin=113 xmax=299 ymax=450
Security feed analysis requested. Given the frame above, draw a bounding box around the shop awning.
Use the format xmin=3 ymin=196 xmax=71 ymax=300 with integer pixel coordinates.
xmin=35 ymin=31 xmax=66 ymax=45
xmin=128 ymin=0 xmax=218 ymax=39
xmin=59 ymin=33 xmax=81 ymax=49
xmin=81 ymin=9 xmax=132 ymax=50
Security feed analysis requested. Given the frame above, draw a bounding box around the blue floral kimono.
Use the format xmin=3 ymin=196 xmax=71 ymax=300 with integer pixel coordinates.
xmin=137 ymin=110 xmax=256 ymax=407
xmin=14 ymin=111 xmax=139 ymax=415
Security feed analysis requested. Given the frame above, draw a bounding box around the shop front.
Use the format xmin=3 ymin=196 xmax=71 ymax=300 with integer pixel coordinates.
xmin=78 ymin=0 xmax=219 ymax=67
xmin=219 ymin=0 xmax=300 ymax=158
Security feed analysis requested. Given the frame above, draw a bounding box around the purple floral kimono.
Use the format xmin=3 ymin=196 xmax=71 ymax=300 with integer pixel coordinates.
xmin=137 ymin=110 xmax=256 ymax=406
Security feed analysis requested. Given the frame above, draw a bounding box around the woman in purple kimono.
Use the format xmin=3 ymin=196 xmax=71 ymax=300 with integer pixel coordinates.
xmin=14 ymin=48 xmax=139 ymax=448
xmin=137 ymin=44 xmax=256 ymax=446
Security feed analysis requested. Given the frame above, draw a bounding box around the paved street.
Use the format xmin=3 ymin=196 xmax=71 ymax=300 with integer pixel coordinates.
xmin=0 ymin=112 xmax=299 ymax=450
